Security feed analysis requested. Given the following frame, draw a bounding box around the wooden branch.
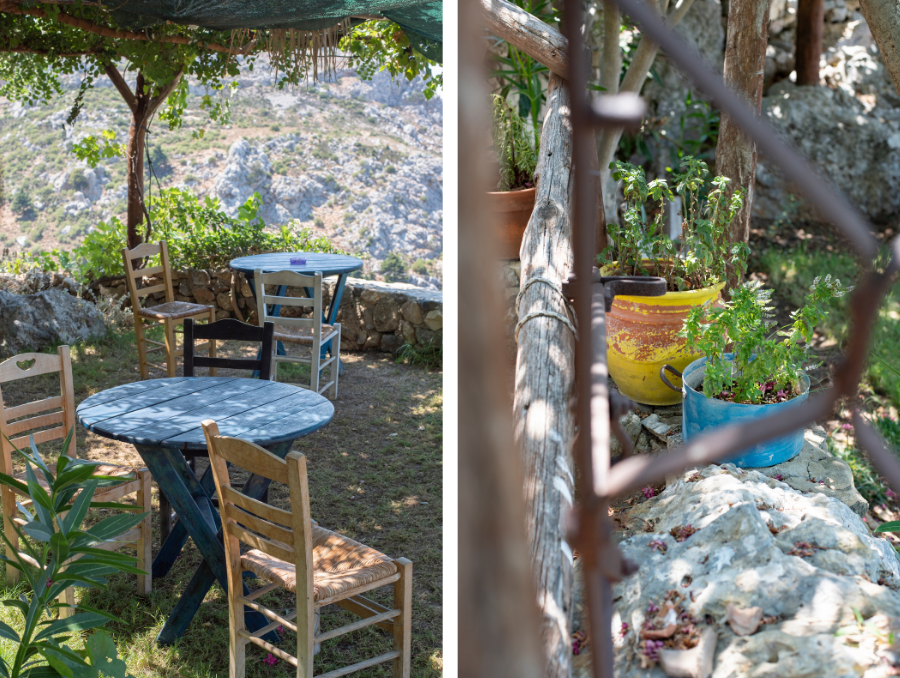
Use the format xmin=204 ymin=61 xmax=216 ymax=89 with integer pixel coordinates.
xmin=0 ymin=45 xmax=100 ymax=56
xmin=514 ymin=72 xmax=576 ymax=678
xmin=3 ymin=6 xmax=252 ymax=55
xmin=601 ymin=1 xmax=621 ymax=95
xmin=148 ymin=69 xmax=184 ymax=115
xmin=481 ymin=0 xmax=569 ymax=78
xmin=102 ymin=61 xmax=136 ymax=113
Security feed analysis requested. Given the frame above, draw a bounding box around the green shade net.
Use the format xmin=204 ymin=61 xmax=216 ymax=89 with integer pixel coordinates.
xmin=110 ymin=0 xmax=442 ymax=61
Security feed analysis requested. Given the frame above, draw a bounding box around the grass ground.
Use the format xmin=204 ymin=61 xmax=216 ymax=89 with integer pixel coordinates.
xmin=0 ymin=325 xmax=443 ymax=677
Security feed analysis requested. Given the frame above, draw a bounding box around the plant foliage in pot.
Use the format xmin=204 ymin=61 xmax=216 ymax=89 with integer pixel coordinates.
xmin=488 ymin=94 xmax=538 ymax=260
xmin=599 ymin=156 xmax=750 ymax=406
xmin=671 ymin=276 xmax=852 ymax=467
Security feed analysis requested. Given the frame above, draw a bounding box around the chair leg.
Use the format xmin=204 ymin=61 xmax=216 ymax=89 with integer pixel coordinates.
xmin=2 ymin=487 xmax=19 ymax=584
xmin=159 ymin=490 xmax=172 ymax=544
xmin=208 ymin=309 xmax=218 ymax=377
xmin=310 ymin=345 xmax=320 ymax=394
xmin=392 ymin=558 xmax=412 ymax=678
xmin=58 ymin=585 xmax=76 ymax=618
xmin=136 ymin=470 xmax=152 ymax=595
xmin=164 ymin=319 xmax=177 ymax=378
xmin=331 ymin=328 xmax=341 ymax=400
xmin=228 ymin=567 xmax=248 ymax=678
xmin=135 ymin=317 xmax=149 ymax=380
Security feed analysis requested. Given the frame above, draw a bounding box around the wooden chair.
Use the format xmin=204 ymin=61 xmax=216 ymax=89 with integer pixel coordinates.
xmin=0 ymin=346 xmax=153 ymax=601
xmin=122 ymin=240 xmax=217 ymax=379
xmin=202 ymin=420 xmax=412 ymax=678
xmin=253 ymin=270 xmax=341 ymax=399
xmin=184 ymin=318 xmax=275 ymax=380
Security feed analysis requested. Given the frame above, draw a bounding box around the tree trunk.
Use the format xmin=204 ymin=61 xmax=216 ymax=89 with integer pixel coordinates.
xmin=716 ymin=0 xmax=769 ymax=290
xmin=127 ymin=73 xmax=151 ymax=250
xmin=858 ymin=0 xmax=900 ymax=99
xmin=102 ymin=64 xmax=183 ymax=250
xmin=514 ymin=71 xmax=576 ymax=678
xmin=795 ymin=0 xmax=824 ymax=85
xmin=460 ymin=0 xmax=546 ymax=672
xmin=595 ymin=0 xmax=697 ymax=225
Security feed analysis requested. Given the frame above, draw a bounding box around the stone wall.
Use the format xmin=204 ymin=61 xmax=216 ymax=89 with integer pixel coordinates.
xmin=0 ymin=268 xmax=442 ymax=354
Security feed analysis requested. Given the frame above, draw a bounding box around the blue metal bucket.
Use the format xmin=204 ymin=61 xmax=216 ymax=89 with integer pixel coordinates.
xmin=677 ymin=355 xmax=810 ymax=468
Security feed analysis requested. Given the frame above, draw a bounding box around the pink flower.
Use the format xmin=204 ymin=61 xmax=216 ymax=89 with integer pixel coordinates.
xmin=888 ymin=489 xmax=898 ymax=500
xmin=641 ymin=486 xmax=657 ymax=499
xmin=46 ymin=579 xmax=52 ymax=589
xmin=620 ymin=622 xmax=629 ymax=636
xmin=277 ymin=625 xmax=285 ymax=635
xmin=774 ymin=474 xmax=784 ymax=481
xmin=263 ymin=654 xmax=278 ymax=666
xmin=863 ymin=517 xmax=868 ymax=522
xmin=648 ymin=540 xmax=667 ymax=553
xmin=777 ymin=390 xmax=787 ymax=401
xmin=842 ymin=423 xmax=852 ymax=431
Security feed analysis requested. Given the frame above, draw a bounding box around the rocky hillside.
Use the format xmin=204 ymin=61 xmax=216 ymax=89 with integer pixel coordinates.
xmin=0 ymin=58 xmax=443 ymax=288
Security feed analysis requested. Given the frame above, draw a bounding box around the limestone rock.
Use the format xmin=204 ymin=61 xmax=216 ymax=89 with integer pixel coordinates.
xmin=611 ymin=412 xmax=642 ymax=456
xmin=610 ymin=458 xmax=900 ymax=678
xmin=400 ymin=300 xmax=424 ymax=325
xmin=424 ymin=309 xmax=443 ymax=331
xmin=0 ymin=289 xmax=107 ymax=357
xmin=761 ymin=426 xmax=868 ymax=517
xmin=374 ymin=300 xmax=400 ymax=333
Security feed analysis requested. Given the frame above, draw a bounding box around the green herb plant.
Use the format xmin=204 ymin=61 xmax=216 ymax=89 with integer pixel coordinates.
xmin=0 ymin=429 xmax=146 ymax=678
xmin=681 ymin=276 xmax=852 ymax=404
xmin=490 ymin=94 xmax=538 ymax=192
xmin=600 ymin=156 xmax=749 ymax=291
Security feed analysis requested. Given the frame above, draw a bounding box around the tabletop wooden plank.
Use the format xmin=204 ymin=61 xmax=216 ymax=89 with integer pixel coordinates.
xmin=125 ymin=382 xmax=301 ymax=445
xmin=237 ymin=400 xmax=335 ymax=441
xmin=164 ymin=389 xmax=331 ymax=447
xmin=92 ymin=379 xmax=276 ymax=438
xmin=78 ymin=378 xmax=190 ymax=409
xmin=228 ymin=252 xmax=363 ymax=277
xmin=77 ymin=378 xmax=239 ymax=426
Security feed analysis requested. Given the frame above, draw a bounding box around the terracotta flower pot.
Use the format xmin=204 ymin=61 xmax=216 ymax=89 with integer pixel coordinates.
xmin=601 ymin=264 xmax=725 ymax=406
xmin=487 ymin=186 xmax=536 ymax=260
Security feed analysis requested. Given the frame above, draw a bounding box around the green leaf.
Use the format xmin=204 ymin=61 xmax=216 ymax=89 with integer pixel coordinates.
xmin=0 ymin=471 xmax=30 ymax=495
xmin=23 ymin=521 xmax=54 ymax=542
xmin=34 ymin=613 xmax=112 ymax=641
xmin=62 ymin=480 xmax=98 ymax=535
xmin=51 ymin=532 xmax=70 ymax=564
xmin=874 ymin=521 xmax=900 ymax=533
xmin=0 ymin=620 xmax=19 ymax=643
xmin=85 ymin=513 xmax=147 ymax=542
xmin=84 ymin=630 xmax=133 ymax=678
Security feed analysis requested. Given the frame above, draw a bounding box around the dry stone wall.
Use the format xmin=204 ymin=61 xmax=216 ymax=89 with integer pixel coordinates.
xmin=0 ymin=268 xmax=442 ymax=354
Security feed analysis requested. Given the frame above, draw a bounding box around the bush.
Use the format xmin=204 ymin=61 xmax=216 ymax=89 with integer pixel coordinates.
xmin=12 ymin=187 xmax=33 ymax=216
xmin=381 ymin=252 xmax=407 ymax=282
xmin=411 ymin=258 xmax=429 ymax=275
xmin=70 ymin=167 xmax=89 ymax=192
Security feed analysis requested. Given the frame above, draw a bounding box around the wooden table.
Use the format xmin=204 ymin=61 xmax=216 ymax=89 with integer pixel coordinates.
xmin=229 ymin=252 xmax=363 ymax=375
xmin=76 ymin=377 xmax=334 ymax=645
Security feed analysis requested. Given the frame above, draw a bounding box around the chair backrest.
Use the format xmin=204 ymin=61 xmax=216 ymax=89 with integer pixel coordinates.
xmin=0 ymin=346 xmax=77 ymax=475
xmin=202 ymin=420 xmax=314 ymax=602
xmin=121 ymin=240 xmax=174 ymax=312
xmin=253 ymin=269 xmax=325 ymax=339
xmin=184 ymin=318 xmax=275 ymax=379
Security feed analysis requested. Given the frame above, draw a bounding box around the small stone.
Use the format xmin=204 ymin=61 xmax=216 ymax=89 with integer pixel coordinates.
xmin=193 ymin=287 xmax=216 ymax=305
xmin=215 ymin=310 xmax=230 ymax=320
xmin=360 ymin=289 xmax=381 ymax=305
xmin=374 ymin=300 xmax=401 ymax=332
xmin=658 ymin=627 xmax=716 ymax=678
xmin=400 ymin=300 xmax=424 ymax=325
xmin=241 ymin=280 xmax=253 ymax=297
xmin=424 ymin=309 xmax=442 ymax=331
xmin=642 ymin=413 xmax=672 ymax=442
xmin=189 ymin=269 xmax=210 ymax=287
xmin=216 ymin=291 xmax=233 ymax=311
xmin=178 ymin=280 xmax=191 ymax=297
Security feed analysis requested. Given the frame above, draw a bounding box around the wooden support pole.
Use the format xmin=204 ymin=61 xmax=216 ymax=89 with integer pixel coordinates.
xmin=796 ymin=0 xmax=824 ymax=85
xmin=460 ymin=0 xmax=545 ymax=670
xmin=513 ymin=71 xmax=576 ymax=678
xmin=480 ymin=0 xmax=570 ymax=78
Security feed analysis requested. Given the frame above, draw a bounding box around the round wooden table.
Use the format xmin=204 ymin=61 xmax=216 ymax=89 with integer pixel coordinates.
xmin=230 ymin=252 xmax=363 ymax=375
xmin=76 ymin=376 xmax=334 ymax=645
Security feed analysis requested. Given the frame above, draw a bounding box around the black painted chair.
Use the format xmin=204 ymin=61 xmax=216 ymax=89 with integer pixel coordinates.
xmin=157 ymin=318 xmax=276 ymax=542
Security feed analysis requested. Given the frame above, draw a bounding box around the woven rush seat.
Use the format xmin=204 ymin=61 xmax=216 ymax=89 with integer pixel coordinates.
xmin=242 ymin=525 xmax=399 ymax=601
xmin=273 ymin=323 xmax=338 ymax=345
xmin=16 ymin=463 xmax=141 ymax=495
xmin=137 ymin=301 xmax=213 ymax=321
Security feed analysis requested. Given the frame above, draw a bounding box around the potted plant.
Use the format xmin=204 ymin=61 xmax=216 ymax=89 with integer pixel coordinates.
xmin=489 ymin=94 xmax=538 ymax=260
xmin=666 ymin=276 xmax=851 ymax=467
xmin=599 ymin=156 xmax=750 ymax=406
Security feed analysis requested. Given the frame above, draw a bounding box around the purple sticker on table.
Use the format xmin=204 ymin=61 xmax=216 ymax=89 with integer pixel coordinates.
xmin=290 ymin=257 xmax=307 ymax=266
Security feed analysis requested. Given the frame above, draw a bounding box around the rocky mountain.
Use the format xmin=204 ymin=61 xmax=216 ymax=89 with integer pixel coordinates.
xmin=0 ymin=58 xmax=443 ymax=288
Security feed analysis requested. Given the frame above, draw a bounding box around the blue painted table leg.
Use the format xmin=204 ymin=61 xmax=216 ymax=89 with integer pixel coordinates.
xmin=152 ymin=462 xmax=216 ymax=579
xmin=136 ymin=442 xmax=292 ymax=645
